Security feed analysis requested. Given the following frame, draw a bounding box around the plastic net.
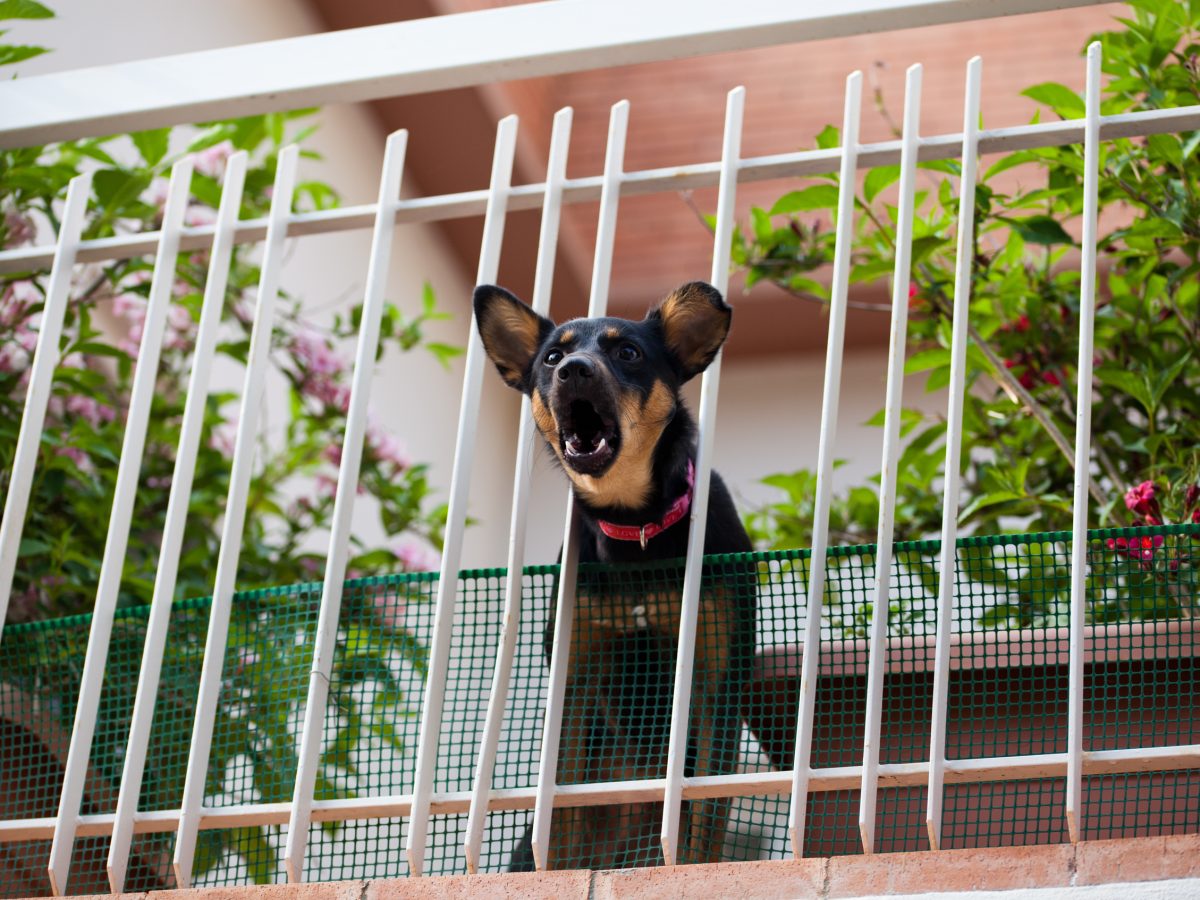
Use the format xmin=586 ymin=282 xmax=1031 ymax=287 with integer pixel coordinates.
xmin=0 ymin=523 xmax=1196 ymax=892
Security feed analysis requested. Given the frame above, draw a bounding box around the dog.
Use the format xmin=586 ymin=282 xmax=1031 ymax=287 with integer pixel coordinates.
xmin=473 ymin=281 xmax=756 ymax=871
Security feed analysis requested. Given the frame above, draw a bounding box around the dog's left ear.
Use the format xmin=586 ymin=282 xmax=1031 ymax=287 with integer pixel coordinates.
xmin=474 ymin=284 xmax=555 ymax=391
xmin=646 ymin=281 xmax=732 ymax=380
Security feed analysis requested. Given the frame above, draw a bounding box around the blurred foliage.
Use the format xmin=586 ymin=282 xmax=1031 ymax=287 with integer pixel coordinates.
xmin=738 ymin=1 xmax=1200 ymax=629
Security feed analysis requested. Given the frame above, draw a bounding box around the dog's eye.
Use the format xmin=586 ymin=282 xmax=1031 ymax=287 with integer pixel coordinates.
xmin=617 ymin=345 xmax=640 ymax=362
xmin=544 ymin=349 xmax=563 ymax=366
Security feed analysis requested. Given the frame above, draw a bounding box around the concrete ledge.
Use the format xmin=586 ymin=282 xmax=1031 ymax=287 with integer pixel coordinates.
xmin=36 ymin=833 xmax=1200 ymax=900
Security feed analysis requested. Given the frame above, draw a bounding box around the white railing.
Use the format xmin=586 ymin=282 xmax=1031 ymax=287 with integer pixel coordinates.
xmin=1 ymin=2 xmax=1199 ymax=895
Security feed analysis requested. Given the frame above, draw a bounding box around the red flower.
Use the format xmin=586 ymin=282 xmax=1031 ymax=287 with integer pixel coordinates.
xmin=1043 ymin=370 xmax=1061 ymax=387
xmin=1185 ymin=484 xmax=1200 ymax=512
xmin=1106 ymin=533 xmax=1164 ymax=562
xmin=1015 ymin=315 xmax=1031 ymax=332
xmin=1124 ymin=481 xmax=1161 ymax=523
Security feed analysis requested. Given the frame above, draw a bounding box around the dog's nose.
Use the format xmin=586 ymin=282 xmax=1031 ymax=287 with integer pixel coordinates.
xmin=557 ymin=354 xmax=595 ymax=382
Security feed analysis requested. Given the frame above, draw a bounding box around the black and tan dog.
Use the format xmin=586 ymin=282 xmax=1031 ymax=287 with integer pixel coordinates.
xmin=474 ymin=281 xmax=756 ymax=871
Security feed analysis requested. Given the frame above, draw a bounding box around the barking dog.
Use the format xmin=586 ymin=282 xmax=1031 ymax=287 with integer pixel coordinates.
xmin=474 ymin=281 xmax=755 ymax=871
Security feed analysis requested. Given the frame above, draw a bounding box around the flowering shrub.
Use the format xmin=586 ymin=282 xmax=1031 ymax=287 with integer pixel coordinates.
xmin=737 ymin=1 xmax=1200 ymax=627
xmin=0 ymin=110 xmax=457 ymax=624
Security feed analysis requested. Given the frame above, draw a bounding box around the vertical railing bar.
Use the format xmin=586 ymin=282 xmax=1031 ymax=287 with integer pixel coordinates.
xmin=787 ymin=70 xmax=862 ymax=859
xmin=106 ymin=151 xmax=249 ymax=894
xmin=529 ymin=496 xmax=581 ymax=872
xmin=924 ymin=57 xmax=981 ymax=854
xmin=857 ymin=63 xmax=922 ymax=856
xmin=171 ymin=145 xmax=301 ymax=888
xmin=0 ymin=171 xmax=93 ymax=633
xmin=1066 ymin=41 xmax=1103 ymax=846
xmin=531 ymin=98 xmax=628 ymax=873
xmin=463 ymin=106 xmax=573 ymax=875
xmin=405 ymin=115 xmax=518 ymax=878
xmin=46 ymin=157 xmax=194 ymax=897
xmin=660 ymin=85 xmax=744 ymax=868
xmin=283 ymin=129 xmax=410 ymax=883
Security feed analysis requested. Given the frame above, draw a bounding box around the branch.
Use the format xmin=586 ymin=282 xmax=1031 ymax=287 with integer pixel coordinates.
xmin=967 ymin=321 xmax=1124 ymax=523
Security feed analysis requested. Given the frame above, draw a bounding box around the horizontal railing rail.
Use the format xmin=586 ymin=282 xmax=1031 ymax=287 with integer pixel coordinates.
xmin=4 ymin=105 xmax=1200 ymax=278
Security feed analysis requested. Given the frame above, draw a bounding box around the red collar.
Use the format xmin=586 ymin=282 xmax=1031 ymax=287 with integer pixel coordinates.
xmin=597 ymin=460 xmax=695 ymax=551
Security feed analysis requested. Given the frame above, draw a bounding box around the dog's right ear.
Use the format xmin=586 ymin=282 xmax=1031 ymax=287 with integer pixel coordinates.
xmin=473 ymin=285 xmax=555 ymax=391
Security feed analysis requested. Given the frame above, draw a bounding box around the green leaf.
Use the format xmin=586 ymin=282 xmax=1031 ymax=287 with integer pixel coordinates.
xmin=131 ymin=128 xmax=171 ymax=167
xmin=815 ymin=124 xmax=839 ymax=150
xmin=1095 ymin=365 xmax=1155 ymax=415
xmin=1150 ymin=350 xmax=1193 ymax=411
xmin=1005 ymin=215 xmax=1074 ymax=246
xmin=984 ymin=150 xmax=1037 ymax=182
xmin=959 ymin=490 xmax=1023 ymax=523
xmin=769 ymin=184 xmax=839 ymax=214
xmin=863 ymin=166 xmax=901 ymax=204
xmin=18 ymin=538 xmax=50 ymax=556
xmin=425 ymin=342 xmax=463 ymax=370
xmin=0 ymin=0 xmax=54 ymax=20
xmin=0 ymin=43 xmax=48 ymax=65
xmin=1021 ymin=82 xmax=1084 ymax=113
xmin=1147 ymin=133 xmax=1183 ymax=168
xmin=904 ymin=347 xmax=951 ymax=375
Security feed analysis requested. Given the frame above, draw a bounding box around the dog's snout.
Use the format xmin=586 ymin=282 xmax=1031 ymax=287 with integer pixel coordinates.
xmin=557 ymin=353 xmax=595 ymax=383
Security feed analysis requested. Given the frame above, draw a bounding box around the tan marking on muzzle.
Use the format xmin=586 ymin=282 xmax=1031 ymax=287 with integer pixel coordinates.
xmin=568 ymin=379 xmax=675 ymax=510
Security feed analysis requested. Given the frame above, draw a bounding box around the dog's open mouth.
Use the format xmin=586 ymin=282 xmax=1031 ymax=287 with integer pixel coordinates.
xmin=562 ymin=399 xmax=617 ymax=473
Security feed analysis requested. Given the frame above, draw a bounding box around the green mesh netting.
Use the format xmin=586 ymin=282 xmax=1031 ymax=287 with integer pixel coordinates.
xmin=0 ymin=524 xmax=1196 ymax=892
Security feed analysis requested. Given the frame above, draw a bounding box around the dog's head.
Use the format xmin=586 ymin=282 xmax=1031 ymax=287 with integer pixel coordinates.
xmin=474 ymin=282 xmax=732 ymax=510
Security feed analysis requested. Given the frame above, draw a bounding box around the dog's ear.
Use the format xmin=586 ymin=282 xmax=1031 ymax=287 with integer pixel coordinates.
xmin=646 ymin=281 xmax=732 ymax=380
xmin=474 ymin=285 xmax=555 ymax=391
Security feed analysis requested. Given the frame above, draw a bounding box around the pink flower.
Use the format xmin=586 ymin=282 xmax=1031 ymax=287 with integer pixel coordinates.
xmin=1 ymin=280 xmax=39 ymax=327
xmin=3 ymin=210 xmax=35 ymax=248
xmin=1124 ymin=481 xmax=1161 ymax=524
xmin=210 ymin=423 xmax=237 ymax=457
xmin=146 ymin=177 xmax=171 ymax=209
xmin=184 ymin=204 xmax=217 ymax=227
xmin=368 ymin=424 xmax=411 ymax=472
xmin=291 ymin=327 xmax=345 ymax=376
xmin=15 ymin=324 xmax=38 ymax=354
xmin=169 ymin=304 xmax=194 ymax=330
xmin=302 ymin=376 xmax=351 ymax=413
xmin=113 ymin=293 xmax=145 ymax=318
xmin=315 ymin=473 xmax=339 ymax=496
xmin=56 ymin=445 xmax=87 ymax=467
xmin=195 ymin=140 xmax=234 ymax=181
xmin=65 ymin=395 xmax=115 ymax=428
xmin=324 ymin=443 xmax=343 ymax=468
xmin=395 ymin=536 xmax=440 ymax=574
xmin=371 ymin=589 xmax=407 ymax=630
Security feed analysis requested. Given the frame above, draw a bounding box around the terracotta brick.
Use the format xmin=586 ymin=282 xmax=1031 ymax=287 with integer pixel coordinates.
xmin=148 ymin=882 xmax=365 ymax=900
xmin=593 ymin=858 xmax=826 ymax=900
xmin=365 ymin=869 xmax=590 ymax=900
xmin=1076 ymin=833 xmax=1200 ymax=885
xmin=827 ymin=843 xmax=1074 ymax=897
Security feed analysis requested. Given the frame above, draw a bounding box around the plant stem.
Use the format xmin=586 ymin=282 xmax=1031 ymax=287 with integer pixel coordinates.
xmin=967 ymin=320 xmax=1123 ymax=522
